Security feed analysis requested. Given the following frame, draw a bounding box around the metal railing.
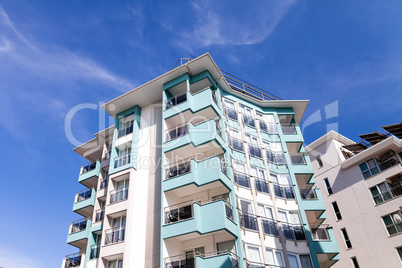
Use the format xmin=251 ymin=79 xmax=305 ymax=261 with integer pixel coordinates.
xmin=378 ymin=157 xmax=398 ymax=172
xmin=64 ymin=253 xmax=82 ymax=268
xmin=164 ymin=200 xmax=193 ymax=224
xmin=281 ymin=221 xmax=306 ymax=240
xmin=255 ymin=178 xmax=269 ymax=194
xmin=164 ymin=253 xmax=195 ymax=268
xmin=272 ymin=184 xmax=295 ymax=199
xmin=80 ymin=162 xmax=96 ymax=175
xmin=95 ymin=209 xmax=105 ymax=222
xmin=260 ymin=217 xmax=279 ymax=237
xmin=234 ymin=171 xmax=251 ymax=188
xmin=75 ymin=189 xmax=92 ymax=203
xmin=166 ymin=93 xmax=187 ymax=110
xmin=299 ymin=186 xmax=317 ymax=200
xmin=281 ymin=124 xmax=297 ymax=135
xmin=165 ymin=124 xmax=189 ymax=142
xmin=105 ymin=226 xmax=125 ymax=245
xmin=89 ymin=244 xmax=101 ymax=259
xmin=114 ymin=154 xmax=131 ymax=168
xmin=245 ymin=259 xmax=285 ymax=268
xmin=310 ymin=224 xmax=330 ymax=241
xmin=243 ymin=114 xmax=256 ymax=128
xmin=70 ymin=218 xmax=87 ymax=234
xmin=290 ymin=154 xmax=306 ymax=165
xmin=249 ymin=144 xmax=262 ymax=158
xmin=240 ymin=211 xmax=259 ymax=231
xmin=165 ymin=160 xmax=191 ymax=180
xmin=110 ymin=187 xmax=129 ymax=204
xmin=117 ymin=122 xmax=133 ymax=138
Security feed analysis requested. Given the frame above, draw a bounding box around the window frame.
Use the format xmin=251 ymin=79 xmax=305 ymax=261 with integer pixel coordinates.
xmin=223 ymin=99 xmax=238 ymax=121
xmin=324 ymin=178 xmax=333 ymax=195
xmin=341 ymin=228 xmax=352 ymax=249
xmin=382 ymin=211 xmax=402 ymax=236
xmin=331 ymin=201 xmax=342 ymax=221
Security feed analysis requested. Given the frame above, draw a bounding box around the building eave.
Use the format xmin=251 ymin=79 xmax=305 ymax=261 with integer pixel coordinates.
xmin=305 ymin=130 xmax=356 ymax=154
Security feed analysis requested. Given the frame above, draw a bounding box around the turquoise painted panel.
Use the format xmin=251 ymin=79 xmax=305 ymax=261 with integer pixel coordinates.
xmin=78 ymin=161 xmax=100 ymax=183
xmin=67 ymin=219 xmax=92 ymax=244
xmin=312 ymin=228 xmax=340 ymax=254
xmin=291 ymin=163 xmax=314 ymax=174
xmin=163 ymin=119 xmax=225 ymax=153
xmin=164 ymin=87 xmax=220 ymax=120
xmin=162 ymin=200 xmax=238 ymax=239
xmin=195 ymin=254 xmax=238 ymax=268
xmin=163 ymin=157 xmax=231 ymax=192
xmin=72 ymin=188 xmax=96 ymax=213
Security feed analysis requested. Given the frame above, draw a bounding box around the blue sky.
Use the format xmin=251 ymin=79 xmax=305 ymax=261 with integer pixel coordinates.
xmin=0 ymin=1 xmax=401 ymax=267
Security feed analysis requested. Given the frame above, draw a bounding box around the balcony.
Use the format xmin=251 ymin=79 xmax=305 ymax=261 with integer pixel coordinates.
xmin=164 ymin=251 xmax=239 ymax=268
xmin=72 ymin=188 xmax=96 ymax=218
xmin=162 ymin=199 xmax=237 ymax=239
xmin=163 ymin=156 xmax=231 ymax=194
xmin=113 ymin=154 xmax=131 ymax=169
xmin=289 ymin=154 xmax=314 ymax=174
xmin=110 ymin=186 xmax=129 ymax=204
xmin=67 ymin=218 xmax=91 ymax=249
xmin=299 ymin=185 xmax=318 ymax=200
xmin=78 ymin=161 xmax=100 ymax=188
xmin=164 ymin=87 xmax=220 ymax=120
xmin=311 ymin=226 xmax=339 ymax=267
xmin=310 ymin=224 xmax=331 ymax=241
xmin=105 ymin=226 xmax=125 ymax=245
xmin=62 ymin=253 xmax=82 ymax=268
xmin=163 ymin=119 xmax=225 ymax=159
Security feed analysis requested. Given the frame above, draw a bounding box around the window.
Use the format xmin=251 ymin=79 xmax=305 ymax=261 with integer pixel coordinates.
xmin=359 ymin=158 xmax=380 ymax=179
xmin=232 ymin=160 xmax=250 ymax=188
xmin=241 ymin=105 xmax=255 ymax=128
xmin=240 ymin=200 xmax=258 ymax=231
xmin=351 ymin=257 xmax=360 ymax=268
xmin=341 ymin=228 xmax=352 ymax=249
xmin=369 ymin=182 xmax=396 ymax=204
xmin=258 ymin=205 xmax=279 ymax=236
xmin=217 ymin=240 xmax=236 ymax=254
xmin=332 ymin=201 xmax=342 ymax=220
xmin=246 ymin=245 xmax=263 ymax=265
xmin=270 ymin=173 xmax=294 ymax=199
xmin=108 ymin=259 xmax=123 ymax=268
xmin=251 ymin=166 xmax=269 ymax=194
xmin=118 ymin=114 xmax=134 ymax=138
xmin=110 ymin=179 xmax=129 ymax=203
xmin=227 ymin=128 xmax=243 ymax=152
xmin=265 ymin=142 xmax=286 ymax=165
xmin=382 ymin=211 xmax=402 ymax=235
xmin=246 ymin=134 xmax=262 ymax=158
xmin=396 ymin=246 xmax=402 ymax=259
xmin=105 ymin=216 xmax=126 ymax=245
xmin=324 ymin=178 xmax=333 ymax=194
xmin=223 ymin=99 xmax=238 ymax=121
xmin=316 ymin=155 xmax=323 ymax=168
xmin=266 ymin=248 xmax=284 ymax=267
xmin=114 ymin=147 xmax=131 ymax=168
xmin=257 ymin=113 xmax=277 ymax=134
xmin=287 ymin=253 xmax=313 ymax=268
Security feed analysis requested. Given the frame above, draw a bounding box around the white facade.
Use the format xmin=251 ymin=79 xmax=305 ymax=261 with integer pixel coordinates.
xmin=306 ymin=130 xmax=402 ymax=268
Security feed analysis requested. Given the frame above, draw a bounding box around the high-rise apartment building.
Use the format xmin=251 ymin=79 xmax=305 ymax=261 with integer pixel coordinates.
xmin=306 ymin=125 xmax=402 ymax=267
xmin=62 ymin=53 xmax=339 ymax=268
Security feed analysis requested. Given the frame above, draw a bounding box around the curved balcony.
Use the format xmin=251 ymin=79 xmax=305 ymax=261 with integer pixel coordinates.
xmin=164 ymin=87 xmax=220 ymax=120
xmin=163 ymin=156 xmax=231 ymax=195
xmin=163 ymin=119 xmax=225 ymax=159
xmin=78 ymin=161 xmax=100 ymax=188
xmin=72 ymin=188 xmax=96 ymax=218
xmin=162 ymin=199 xmax=237 ymax=240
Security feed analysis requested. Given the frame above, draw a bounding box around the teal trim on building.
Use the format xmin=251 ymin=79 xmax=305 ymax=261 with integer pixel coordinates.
xmin=195 ymin=253 xmax=239 ymax=268
xmin=72 ymin=188 xmax=96 ymax=217
xmin=66 ymin=219 xmax=92 ymax=245
xmin=78 ymin=161 xmax=100 ymax=186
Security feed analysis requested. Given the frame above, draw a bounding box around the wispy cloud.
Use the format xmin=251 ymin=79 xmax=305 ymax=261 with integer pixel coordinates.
xmin=166 ymin=0 xmax=296 ymax=49
xmin=0 ymin=244 xmax=43 ymax=268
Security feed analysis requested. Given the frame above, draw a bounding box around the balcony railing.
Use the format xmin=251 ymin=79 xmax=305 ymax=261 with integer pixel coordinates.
xmin=165 ymin=124 xmax=189 ymax=142
xmin=240 ymin=211 xmax=259 ymax=231
xmin=80 ymin=162 xmax=96 ymax=175
xmin=110 ymin=187 xmax=129 ymax=204
xmin=89 ymin=244 xmax=101 ymax=259
xmin=114 ymin=154 xmax=131 ymax=168
xmin=166 ymin=93 xmax=187 ymax=110
xmin=164 ymin=254 xmax=195 ymax=268
xmin=272 ymin=183 xmax=295 ymax=199
xmin=255 ymin=178 xmax=269 ymax=194
xmin=243 ymin=114 xmax=256 ymax=128
xmin=164 ymin=199 xmax=234 ymax=225
xmin=249 ymin=144 xmax=262 ymax=158
xmin=281 ymin=221 xmax=306 ymax=240
xmin=70 ymin=219 xmax=87 ymax=234
xmin=64 ymin=253 xmax=82 ymax=268
xmin=378 ymin=157 xmax=398 ymax=172
xmin=281 ymin=124 xmax=297 ymax=134
xmin=290 ymin=154 xmax=306 ymax=165
xmin=245 ymin=260 xmax=285 ymax=268
xmin=105 ymin=226 xmax=125 ymax=245
xmin=117 ymin=122 xmax=133 ymax=138
xmin=165 ymin=160 xmax=191 ymax=180
xmin=234 ymin=171 xmax=251 ymax=188
xmin=75 ymin=189 xmax=92 ymax=203
xmin=95 ymin=208 xmax=105 ymax=222
xmin=261 ymin=217 xmax=279 ymax=237
xmin=299 ymin=185 xmax=317 ymax=200
xmin=311 ymin=224 xmax=330 ymax=241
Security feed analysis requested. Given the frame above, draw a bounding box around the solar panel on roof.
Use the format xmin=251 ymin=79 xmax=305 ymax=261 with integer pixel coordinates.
xmin=383 ymin=123 xmax=402 ymax=138
xmin=358 ymin=131 xmax=388 ymax=145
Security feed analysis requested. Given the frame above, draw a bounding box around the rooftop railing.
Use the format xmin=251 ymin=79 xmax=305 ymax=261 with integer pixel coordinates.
xmin=105 ymin=226 xmax=125 ymax=245
xmin=80 ymin=162 xmax=96 ymax=175
xmin=310 ymin=224 xmax=330 ymax=241
xmin=75 ymin=189 xmax=92 ymax=203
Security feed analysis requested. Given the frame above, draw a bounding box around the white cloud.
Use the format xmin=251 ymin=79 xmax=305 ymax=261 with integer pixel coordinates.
xmin=172 ymin=0 xmax=296 ymax=48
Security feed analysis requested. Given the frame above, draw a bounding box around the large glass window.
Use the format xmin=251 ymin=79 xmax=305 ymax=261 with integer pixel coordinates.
xmin=265 ymin=142 xmax=286 ymax=164
xmin=251 ymin=166 xmax=269 ymax=194
xmin=246 ymin=245 xmax=262 ymax=266
xmin=228 ymin=128 xmax=244 ymax=152
xmin=223 ymin=99 xmax=238 ymax=121
xmin=270 ymin=173 xmax=294 ymax=199
xmin=369 ymin=182 xmax=394 ymax=204
xmin=217 ymin=240 xmax=236 ymax=254
xmin=108 ymin=259 xmax=123 ymax=268
xmin=266 ymin=248 xmax=284 ymax=267
xmin=332 ymin=201 xmax=342 ymax=220
xmin=233 ymin=160 xmax=250 ymax=188
xmin=382 ymin=211 xmax=402 ymax=235
xmin=324 ymin=178 xmax=333 ymax=195
xmin=118 ymin=115 xmax=134 ymax=138
xmin=258 ymin=204 xmax=279 ymax=236
xmin=241 ymin=105 xmax=255 ymax=128
xmin=341 ymin=228 xmax=352 ymax=249
xmin=278 ymin=210 xmax=305 ymax=240
xmin=240 ymin=200 xmax=258 ymax=231
xmin=359 ymin=158 xmax=380 ymax=179
xmin=257 ymin=113 xmax=277 ymax=134
xmin=246 ymin=134 xmax=262 ymax=158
